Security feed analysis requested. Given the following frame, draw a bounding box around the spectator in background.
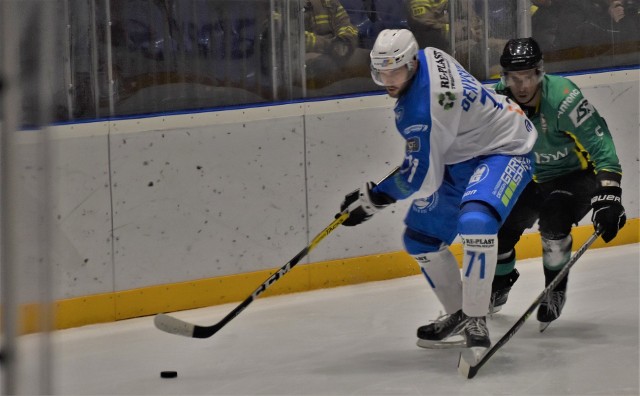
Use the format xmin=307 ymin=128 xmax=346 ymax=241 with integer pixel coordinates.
xmin=405 ymin=0 xmax=451 ymax=51
xmin=530 ymin=0 xmax=594 ymax=51
xmin=532 ymin=0 xmax=639 ymax=56
xmin=303 ymin=0 xmax=369 ymax=88
xmin=405 ymin=0 xmax=507 ymax=78
xmin=592 ymin=0 xmax=640 ymax=48
xmin=405 ymin=0 xmax=482 ymax=51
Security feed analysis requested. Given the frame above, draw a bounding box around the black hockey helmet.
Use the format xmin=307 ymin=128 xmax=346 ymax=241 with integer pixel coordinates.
xmin=500 ymin=38 xmax=543 ymax=71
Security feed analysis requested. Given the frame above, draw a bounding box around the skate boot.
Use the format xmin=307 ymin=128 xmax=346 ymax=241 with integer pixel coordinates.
xmin=464 ymin=316 xmax=491 ymax=349
xmin=417 ymin=309 xmax=467 ymax=349
xmin=489 ymin=268 xmax=520 ymax=314
xmin=461 ymin=316 xmax=491 ymax=365
xmin=537 ymin=267 xmax=568 ymax=332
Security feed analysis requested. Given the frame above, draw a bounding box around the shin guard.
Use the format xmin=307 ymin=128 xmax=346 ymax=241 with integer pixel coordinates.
xmin=542 ymin=235 xmax=572 ymax=271
xmin=459 ymin=204 xmax=499 ymax=317
xmin=461 ymin=234 xmax=497 ymax=317
xmin=412 ymin=247 xmax=463 ymax=314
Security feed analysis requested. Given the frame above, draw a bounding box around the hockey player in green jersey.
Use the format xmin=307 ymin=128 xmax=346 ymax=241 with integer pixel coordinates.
xmin=490 ymin=38 xmax=626 ymax=331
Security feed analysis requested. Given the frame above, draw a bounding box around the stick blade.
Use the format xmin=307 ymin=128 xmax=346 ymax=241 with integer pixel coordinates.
xmin=457 ymin=351 xmax=481 ymax=379
xmin=154 ymin=314 xmax=196 ymax=338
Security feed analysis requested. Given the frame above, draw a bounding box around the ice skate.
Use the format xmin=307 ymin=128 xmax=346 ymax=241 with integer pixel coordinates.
xmin=489 ymin=268 xmax=520 ymax=314
xmin=538 ymin=290 xmax=567 ymax=332
xmin=460 ymin=316 xmax=491 ymax=365
xmin=416 ymin=309 xmax=467 ymax=349
xmin=538 ymin=266 xmax=568 ymax=332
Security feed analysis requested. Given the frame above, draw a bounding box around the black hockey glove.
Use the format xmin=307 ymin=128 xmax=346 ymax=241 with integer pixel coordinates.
xmin=338 ymin=182 xmax=395 ymax=227
xmin=591 ymin=186 xmax=626 ymax=243
xmin=330 ymin=36 xmax=353 ymax=60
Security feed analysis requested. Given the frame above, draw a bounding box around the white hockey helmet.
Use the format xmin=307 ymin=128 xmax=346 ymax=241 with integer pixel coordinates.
xmin=370 ymin=29 xmax=419 ymax=86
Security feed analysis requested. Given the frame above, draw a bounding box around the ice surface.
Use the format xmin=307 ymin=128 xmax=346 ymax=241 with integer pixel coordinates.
xmin=11 ymin=244 xmax=640 ymax=395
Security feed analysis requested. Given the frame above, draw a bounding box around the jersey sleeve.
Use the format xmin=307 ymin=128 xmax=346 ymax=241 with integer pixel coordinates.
xmin=375 ymin=122 xmax=445 ymax=201
xmin=555 ymin=81 xmax=622 ymax=179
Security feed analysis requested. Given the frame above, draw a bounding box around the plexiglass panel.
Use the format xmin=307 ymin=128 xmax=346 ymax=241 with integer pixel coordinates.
xmin=4 ymin=0 xmax=638 ymax=122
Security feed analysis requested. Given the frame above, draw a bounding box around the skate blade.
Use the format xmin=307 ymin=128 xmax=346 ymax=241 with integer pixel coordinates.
xmin=417 ymin=335 xmax=466 ymax=349
xmin=488 ymin=304 xmax=503 ymax=315
xmin=539 ymin=321 xmax=552 ymax=333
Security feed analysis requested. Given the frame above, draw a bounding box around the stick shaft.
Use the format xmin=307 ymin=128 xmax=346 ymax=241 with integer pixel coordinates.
xmin=192 ymin=211 xmax=349 ymax=338
xmin=464 ymin=231 xmax=600 ymax=378
xmin=155 ymin=166 xmax=400 ymax=339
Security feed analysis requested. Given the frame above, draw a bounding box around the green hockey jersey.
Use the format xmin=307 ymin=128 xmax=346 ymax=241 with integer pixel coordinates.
xmin=495 ymin=74 xmax=622 ymax=183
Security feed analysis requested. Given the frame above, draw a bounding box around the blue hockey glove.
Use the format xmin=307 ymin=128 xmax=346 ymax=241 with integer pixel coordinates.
xmin=338 ymin=182 xmax=395 ymax=227
xmin=591 ymin=186 xmax=626 ymax=243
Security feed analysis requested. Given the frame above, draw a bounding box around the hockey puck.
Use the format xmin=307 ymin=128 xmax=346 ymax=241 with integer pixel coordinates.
xmin=160 ymin=371 xmax=178 ymax=378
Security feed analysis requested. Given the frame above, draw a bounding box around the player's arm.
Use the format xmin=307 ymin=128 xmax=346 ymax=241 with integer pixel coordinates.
xmin=557 ymin=87 xmax=625 ymax=242
xmin=375 ymin=127 xmax=433 ymax=201
xmin=557 ymin=87 xmax=622 ymax=180
xmin=340 ymin=125 xmax=437 ymax=227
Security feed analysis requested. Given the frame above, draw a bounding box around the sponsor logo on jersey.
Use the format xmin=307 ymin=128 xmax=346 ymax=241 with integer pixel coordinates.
xmin=569 ymin=98 xmax=595 ymax=127
xmin=462 ymin=237 xmax=495 ymax=248
xmin=468 ymin=164 xmax=489 ymax=186
xmin=558 ymin=88 xmax=581 ymax=115
xmin=413 ymin=193 xmax=439 ymax=213
xmin=525 ymin=119 xmax=534 ymax=133
xmin=433 ymin=49 xmax=454 ymax=89
xmin=462 ymin=189 xmax=477 ymax=199
xmin=438 ymin=91 xmax=456 ymax=110
xmin=534 ymin=147 xmax=568 ymax=163
xmin=492 ymin=156 xmax=531 ymax=207
xmin=406 ymin=137 xmax=421 ymax=152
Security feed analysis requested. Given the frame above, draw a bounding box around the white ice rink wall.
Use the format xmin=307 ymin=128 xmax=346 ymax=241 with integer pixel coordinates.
xmin=14 ymin=68 xmax=639 ymax=330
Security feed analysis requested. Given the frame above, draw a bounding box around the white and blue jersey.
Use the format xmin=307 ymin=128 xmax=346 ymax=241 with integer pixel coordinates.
xmin=374 ymin=47 xmax=537 ymax=245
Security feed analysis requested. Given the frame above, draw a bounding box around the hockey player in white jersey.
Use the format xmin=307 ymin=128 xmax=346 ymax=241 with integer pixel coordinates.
xmin=338 ymin=29 xmax=537 ymax=359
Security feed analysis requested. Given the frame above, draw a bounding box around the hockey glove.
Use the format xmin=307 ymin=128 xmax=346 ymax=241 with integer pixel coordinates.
xmin=338 ymin=182 xmax=395 ymax=227
xmin=591 ymin=186 xmax=626 ymax=243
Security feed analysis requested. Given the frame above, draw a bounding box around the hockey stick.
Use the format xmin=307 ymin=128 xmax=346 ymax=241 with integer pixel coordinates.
xmin=155 ymin=167 xmax=400 ymax=339
xmin=154 ymin=211 xmax=349 ymax=338
xmin=457 ymin=229 xmax=601 ymax=379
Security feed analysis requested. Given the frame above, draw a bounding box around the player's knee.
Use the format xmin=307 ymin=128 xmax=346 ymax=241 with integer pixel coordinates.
xmin=403 ymin=228 xmax=443 ymax=255
xmin=403 ymin=228 xmax=448 ymax=288
xmin=458 ymin=201 xmax=500 ymax=236
xmin=539 ymin=220 xmax=572 ymax=240
xmin=538 ymin=193 xmax=575 ymax=239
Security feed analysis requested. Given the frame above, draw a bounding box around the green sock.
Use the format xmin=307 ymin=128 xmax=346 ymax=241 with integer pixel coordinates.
xmin=495 ymin=253 xmax=516 ymax=276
